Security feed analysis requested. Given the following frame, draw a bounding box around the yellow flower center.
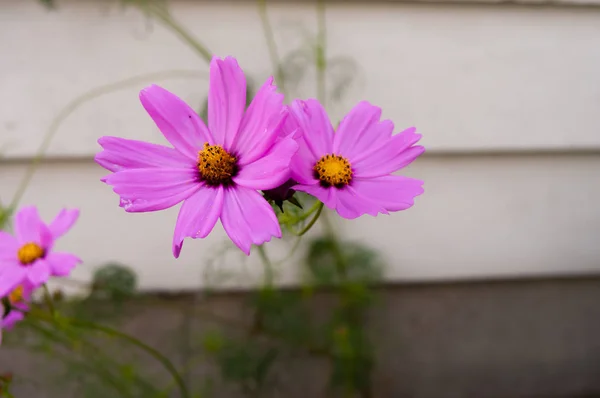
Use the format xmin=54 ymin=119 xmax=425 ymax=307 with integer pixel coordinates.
xmin=9 ymin=285 xmax=24 ymax=304
xmin=197 ymin=143 xmax=238 ymax=186
xmin=17 ymin=242 xmax=45 ymax=265
xmin=314 ymin=154 xmax=353 ymax=188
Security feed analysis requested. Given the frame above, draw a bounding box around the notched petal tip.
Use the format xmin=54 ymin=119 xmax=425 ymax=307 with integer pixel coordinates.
xmin=94 ymin=153 xmax=111 ymax=171
xmin=221 ymin=55 xmax=241 ymax=67
xmin=139 ymin=84 xmax=163 ymax=99
xmin=261 ymin=76 xmax=278 ymax=93
xmin=97 ymin=136 xmax=108 ymax=147
xmin=213 ymin=56 xmax=243 ymax=76
xmin=97 ymin=135 xmax=119 ymax=147
xmin=211 ymin=54 xmax=240 ymax=66
xmin=172 ymin=241 xmax=183 ymax=259
xmin=413 ymin=145 xmax=426 ymax=157
xmin=240 ymin=245 xmax=251 ymax=256
xmin=414 ymin=178 xmax=425 ymax=192
xmin=398 ymin=126 xmax=422 ymax=141
xmin=355 ymin=100 xmax=382 ymax=114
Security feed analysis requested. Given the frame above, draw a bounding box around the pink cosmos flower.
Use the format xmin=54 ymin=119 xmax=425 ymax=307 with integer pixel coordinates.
xmin=288 ymin=99 xmax=424 ymax=219
xmin=95 ymin=56 xmax=298 ymax=257
xmin=0 ymin=206 xmax=81 ymax=297
xmin=1 ymin=281 xmax=36 ymax=330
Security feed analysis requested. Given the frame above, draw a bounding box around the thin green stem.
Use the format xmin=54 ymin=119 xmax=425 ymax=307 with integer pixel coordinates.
xmin=320 ymin=210 xmax=347 ymax=278
xmin=278 ymin=198 xmax=320 ymax=228
xmin=257 ymin=0 xmax=287 ymax=97
xmin=144 ymin=5 xmax=212 ymax=64
xmin=42 ymin=284 xmax=55 ymax=317
xmin=274 ymin=235 xmax=303 ymax=266
xmin=23 ymin=319 xmax=154 ymax=397
xmin=316 ymin=0 xmax=327 ymax=106
xmin=257 ymin=244 xmax=274 ymax=286
xmin=0 ymin=207 xmax=11 ymax=231
xmin=295 ymin=199 xmax=323 ymax=222
xmin=31 ymin=311 xmax=189 ymax=398
xmin=294 ymin=201 xmax=324 ymax=236
xmin=8 ymin=70 xmax=207 ymax=210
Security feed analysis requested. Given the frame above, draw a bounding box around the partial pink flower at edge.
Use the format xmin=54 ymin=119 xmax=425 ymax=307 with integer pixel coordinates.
xmin=1 ymin=281 xmax=36 ymax=330
xmin=288 ymin=99 xmax=425 ymax=219
xmin=0 ymin=206 xmax=81 ymax=298
xmin=95 ymin=56 xmax=298 ymax=258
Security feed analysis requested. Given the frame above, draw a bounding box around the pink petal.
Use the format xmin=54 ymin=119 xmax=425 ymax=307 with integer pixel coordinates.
xmin=290 ymin=139 xmax=319 ymax=185
xmin=172 ymin=186 xmax=224 ymax=258
xmin=95 ymin=136 xmax=194 ymax=172
xmin=220 ymin=187 xmax=281 ymax=255
xmin=289 ymin=99 xmax=333 ymax=159
xmin=45 ymin=252 xmax=82 ymax=277
xmin=0 ymin=232 xmax=18 ymax=262
xmin=350 ymin=126 xmax=421 ymax=164
xmin=48 ymin=209 xmax=79 ymax=239
xmin=0 ymin=266 xmax=26 ymax=298
xmin=26 ymin=260 xmax=51 ymax=286
xmin=208 ymin=56 xmax=247 ymax=148
xmin=364 ymin=119 xmax=395 ymax=143
xmin=39 ymin=224 xmax=54 ymax=251
xmin=333 ymin=101 xmax=382 ymax=159
xmin=2 ymin=311 xmax=25 ymax=330
xmin=104 ymin=168 xmax=201 ymax=213
xmin=233 ymin=137 xmax=298 ymax=190
xmin=352 ymin=175 xmax=424 ymax=212
xmin=352 ymin=133 xmax=424 ymax=178
xmin=139 ymin=85 xmax=212 ymax=160
xmin=233 ymin=77 xmax=286 ymax=165
xmin=118 ymin=185 xmax=201 ymax=213
xmin=334 ymin=187 xmax=385 ymax=220
xmin=294 ymin=183 xmax=337 ymax=210
xmin=279 ymin=106 xmax=302 ymax=139
xmin=14 ymin=206 xmax=44 ymax=244
xmin=19 ymin=281 xmax=37 ymax=299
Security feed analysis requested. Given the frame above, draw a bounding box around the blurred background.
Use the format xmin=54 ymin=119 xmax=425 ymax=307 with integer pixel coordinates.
xmin=1 ymin=0 xmax=600 ymax=397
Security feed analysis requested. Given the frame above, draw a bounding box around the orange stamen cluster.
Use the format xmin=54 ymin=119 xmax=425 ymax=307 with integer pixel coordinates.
xmin=314 ymin=154 xmax=353 ymax=188
xmin=17 ymin=242 xmax=44 ymax=266
xmin=9 ymin=285 xmax=24 ymax=304
xmin=197 ymin=143 xmax=238 ymax=186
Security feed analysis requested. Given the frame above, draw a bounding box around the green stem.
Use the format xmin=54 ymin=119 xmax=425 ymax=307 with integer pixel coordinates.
xmin=31 ymin=312 xmax=190 ymax=398
xmin=257 ymin=0 xmax=287 ymax=97
xmin=294 ymin=201 xmax=324 ymax=236
xmin=42 ymin=284 xmax=55 ymax=317
xmin=295 ymin=199 xmax=323 ymax=222
xmin=274 ymin=235 xmax=302 ymax=266
xmin=320 ymin=210 xmax=347 ymax=278
xmin=257 ymin=244 xmax=274 ymax=286
xmin=8 ymin=70 xmax=207 ymax=210
xmin=316 ymin=0 xmax=327 ymax=106
xmin=144 ymin=5 xmax=212 ymax=64
xmin=23 ymin=320 xmax=147 ymax=397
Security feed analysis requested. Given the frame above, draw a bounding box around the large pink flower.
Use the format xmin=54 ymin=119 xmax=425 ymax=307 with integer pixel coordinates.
xmin=289 ymin=99 xmax=424 ymax=219
xmin=0 ymin=206 xmax=81 ymax=297
xmin=96 ymin=56 xmax=298 ymax=257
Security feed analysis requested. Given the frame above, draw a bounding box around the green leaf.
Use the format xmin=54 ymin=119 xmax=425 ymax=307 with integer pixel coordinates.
xmin=0 ymin=207 xmax=12 ymax=231
xmin=38 ymin=0 xmax=56 ymax=9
